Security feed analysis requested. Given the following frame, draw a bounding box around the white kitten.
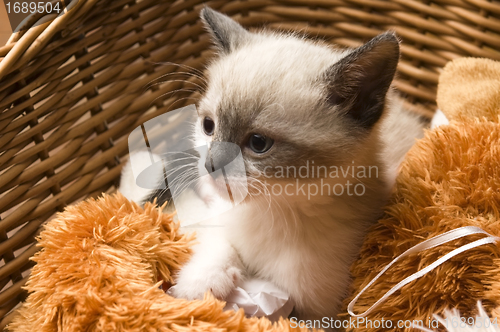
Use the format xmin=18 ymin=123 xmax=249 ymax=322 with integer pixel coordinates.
xmin=122 ymin=7 xmax=425 ymax=328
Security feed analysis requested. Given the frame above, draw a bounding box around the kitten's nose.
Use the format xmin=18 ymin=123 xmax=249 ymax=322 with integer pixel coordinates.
xmin=204 ymin=142 xmax=240 ymax=173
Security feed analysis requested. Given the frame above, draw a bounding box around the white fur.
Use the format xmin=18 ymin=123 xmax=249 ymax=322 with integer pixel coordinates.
xmin=380 ymin=97 xmax=425 ymax=185
xmin=170 ymin=30 xmax=424 ymax=328
xmin=119 ymin=151 xmax=159 ymax=204
xmin=431 ymin=109 xmax=450 ymax=129
xmin=171 ymin=226 xmax=244 ymax=300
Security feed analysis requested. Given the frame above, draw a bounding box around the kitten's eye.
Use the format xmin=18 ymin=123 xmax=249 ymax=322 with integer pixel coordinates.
xmin=248 ymin=134 xmax=273 ymax=154
xmin=203 ymin=117 xmax=215 ymax=136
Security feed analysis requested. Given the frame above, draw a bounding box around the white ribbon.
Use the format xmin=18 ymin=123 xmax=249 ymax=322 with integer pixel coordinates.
xmin=348 ymin=226 xmax=500 ymax=318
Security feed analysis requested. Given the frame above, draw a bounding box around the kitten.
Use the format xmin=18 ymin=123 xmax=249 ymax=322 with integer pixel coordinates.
xmin=123 ymin=7 xmax=425 ymax=327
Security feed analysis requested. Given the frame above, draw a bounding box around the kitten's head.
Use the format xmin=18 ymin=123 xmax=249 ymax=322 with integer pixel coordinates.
xmin=195 ymin=7 xmax=399 ymax=187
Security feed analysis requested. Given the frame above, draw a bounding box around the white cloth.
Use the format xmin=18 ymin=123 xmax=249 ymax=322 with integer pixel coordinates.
xmin=223 ymin=278 xmax=294 ymax=322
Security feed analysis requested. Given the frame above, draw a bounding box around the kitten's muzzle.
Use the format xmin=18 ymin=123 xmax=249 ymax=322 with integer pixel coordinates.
xmin=204 ymin=142 xmax=241 ymax=174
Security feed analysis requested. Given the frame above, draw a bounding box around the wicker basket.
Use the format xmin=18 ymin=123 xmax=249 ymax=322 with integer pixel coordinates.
xmin=0 ymin=0 xmax=499 ymax=328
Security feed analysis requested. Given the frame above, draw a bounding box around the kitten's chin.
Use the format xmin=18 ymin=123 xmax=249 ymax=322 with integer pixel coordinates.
xmin=197 ymin=173 xmax=249 ymax=206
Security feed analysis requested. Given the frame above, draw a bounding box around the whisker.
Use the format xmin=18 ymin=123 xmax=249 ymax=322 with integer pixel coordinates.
xmin=163 ymin=96 xmax=201 ymax=112
xmin=168 ymin=168 xmax=200 ymax=198
xmin=147 ymin=61 xmax=206 ymax=78
xmin=150 ymin=91 xmax=200 ymax=109
xmin=146 ymin=70 xmax=207 ymax=87
xmin=145 ymin=77 xmax=206 ymax=93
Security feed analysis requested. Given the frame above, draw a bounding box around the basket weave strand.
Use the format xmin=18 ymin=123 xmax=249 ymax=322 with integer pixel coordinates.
xmin=0 ymin=0 xmax=499 ymax=329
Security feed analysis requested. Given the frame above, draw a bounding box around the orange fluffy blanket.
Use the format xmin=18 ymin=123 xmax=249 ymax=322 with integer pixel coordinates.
xmin=7 ymin=194 xmax=305 ymax=331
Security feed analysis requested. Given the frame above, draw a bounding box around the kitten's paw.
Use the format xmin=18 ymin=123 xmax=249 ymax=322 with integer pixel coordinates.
xmin=171 ymin=264 xmax=241 ymax=300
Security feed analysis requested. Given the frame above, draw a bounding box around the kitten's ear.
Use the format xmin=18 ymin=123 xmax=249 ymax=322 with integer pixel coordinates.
xmin=325 ymin=32 xmax=400 ymax=129
xmin=200 ymin=7 xmax=251 ymax=54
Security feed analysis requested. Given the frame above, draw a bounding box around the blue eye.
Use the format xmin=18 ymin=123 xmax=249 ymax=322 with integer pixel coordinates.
xmin=203 ymin=117 xmax=215 ymax=136
xmin=248 ymin=134 xmax=273 ymax=153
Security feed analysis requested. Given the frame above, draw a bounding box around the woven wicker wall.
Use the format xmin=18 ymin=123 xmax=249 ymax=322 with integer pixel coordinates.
xmin=0 ymin=0 xmax=499 ymax=328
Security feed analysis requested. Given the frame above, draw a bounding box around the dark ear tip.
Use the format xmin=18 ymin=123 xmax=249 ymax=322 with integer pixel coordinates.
xmin=378 ymin=32 xmax=400 ymax=49
xmin=373 ymin=32 xmax=399 ymax=46
xmin=380 ymin=31 xmax=399 ymax=41
xmin=367 ymin=32 xmax=400 ymax=60
xmin=200 ymin=6 xmax=214 ymax=21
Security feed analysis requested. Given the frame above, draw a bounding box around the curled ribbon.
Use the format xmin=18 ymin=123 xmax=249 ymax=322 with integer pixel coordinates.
xmin=348 ymin=226 xmax=500 ymax=318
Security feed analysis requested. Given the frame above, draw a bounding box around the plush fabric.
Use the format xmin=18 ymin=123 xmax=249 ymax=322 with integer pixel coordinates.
xmin=421 ymin=302 xmax=500 ymax=332
xmin=437 ymin=57 xmax=500 ymax=122
xmin=345 ymin=57 xmax=500 ymax=331
xmin=7 ymin=194 xmax=303 ymax=332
